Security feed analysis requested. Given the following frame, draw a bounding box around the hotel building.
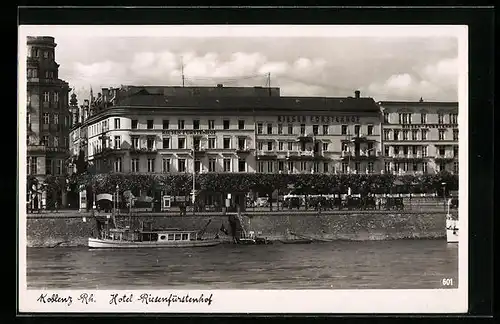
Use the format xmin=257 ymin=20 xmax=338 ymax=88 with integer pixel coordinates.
xmin=69 ymin=86 xmax=383 ymax=179
xmin=379 ymin=99 xmax=459 ymax=175
xmin=26 ymin=36 xmax=71 ymax=207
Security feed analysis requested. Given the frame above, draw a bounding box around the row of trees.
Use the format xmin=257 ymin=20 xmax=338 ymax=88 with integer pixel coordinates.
xmin=70 ymin=171 xmax=459 ymax=198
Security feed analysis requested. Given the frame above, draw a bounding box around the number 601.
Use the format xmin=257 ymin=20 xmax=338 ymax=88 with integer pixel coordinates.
xmin=442 ymin=278 xmax=454 ymax=286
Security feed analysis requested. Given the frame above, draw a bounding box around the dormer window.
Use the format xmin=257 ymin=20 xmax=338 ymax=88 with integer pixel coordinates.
xmin=43 ymin=51 xmax=49 ymax=59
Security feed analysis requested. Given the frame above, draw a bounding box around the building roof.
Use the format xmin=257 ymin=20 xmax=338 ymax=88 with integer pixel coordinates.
xmin=118 ymin=85 xmax=281 ymax=98
xmin=379 ymin=100 xmax=458 ymax=106
xmin=115 ymin=93 xmax=380 ymax=113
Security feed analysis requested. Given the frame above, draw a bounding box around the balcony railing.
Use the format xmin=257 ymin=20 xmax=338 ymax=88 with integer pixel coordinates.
xmin=27 ymin=145 xmax=67 ymax=154
xmin=130 ymin=147 xmax=157 ymax=153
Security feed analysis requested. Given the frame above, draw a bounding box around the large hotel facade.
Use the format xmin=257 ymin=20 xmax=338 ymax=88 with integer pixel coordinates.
xmin=69 ymin=86 xmax=384 ymax=178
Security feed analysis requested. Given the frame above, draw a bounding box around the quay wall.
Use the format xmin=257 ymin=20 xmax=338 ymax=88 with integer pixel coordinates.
xmin=24 ymin=211 xmax=452 ymax=248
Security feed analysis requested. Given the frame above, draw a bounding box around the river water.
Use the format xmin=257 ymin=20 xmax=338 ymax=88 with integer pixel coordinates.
xmin=26 ymin=240 xmax=458 ymax=290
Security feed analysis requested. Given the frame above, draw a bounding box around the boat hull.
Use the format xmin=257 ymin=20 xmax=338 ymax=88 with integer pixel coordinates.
xmin=88 ymin=238 xmax=221 ymax=249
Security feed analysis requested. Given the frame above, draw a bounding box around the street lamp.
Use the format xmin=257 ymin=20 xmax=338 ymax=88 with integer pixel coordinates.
xmin=441 ymin=182 xmax=446 ymax=212
xmin=115 ymin=184 xmax=119 ymax=216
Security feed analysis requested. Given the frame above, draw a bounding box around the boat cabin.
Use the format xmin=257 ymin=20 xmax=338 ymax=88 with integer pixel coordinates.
xmin=105 ymin=228 xmax=199 ymax=242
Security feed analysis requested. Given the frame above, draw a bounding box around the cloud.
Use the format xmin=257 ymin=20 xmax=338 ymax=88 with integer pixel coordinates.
xmin=365 ymin=57 xmax=458 ymax=101
xmin=52 ymin=36 xmax=458 ymax=102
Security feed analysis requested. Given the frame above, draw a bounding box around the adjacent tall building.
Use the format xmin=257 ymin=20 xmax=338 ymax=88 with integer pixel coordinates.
xmin=26 ymin=36 xmax=71 ymax=208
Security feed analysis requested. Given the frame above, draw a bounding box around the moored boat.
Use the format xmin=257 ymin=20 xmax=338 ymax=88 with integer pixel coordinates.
xmin=278 ymin=238 xmax=313 ymax=244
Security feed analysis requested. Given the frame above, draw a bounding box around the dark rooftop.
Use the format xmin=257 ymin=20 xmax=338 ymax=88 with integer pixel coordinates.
xmin=115 ymin=93 xmax=380 ymax=113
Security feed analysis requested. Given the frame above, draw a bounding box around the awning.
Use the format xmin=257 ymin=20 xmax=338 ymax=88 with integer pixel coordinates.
xmin=96 ymin=193 xmax=113 ymax=201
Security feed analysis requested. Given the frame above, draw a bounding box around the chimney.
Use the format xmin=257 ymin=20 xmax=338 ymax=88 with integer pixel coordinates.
xmin=354 ymin=90 xmax=360 ymax=99
xmin=419 ymin=97 xmax=424 ymax=103
xmin=217 ymin=84 xmax=223 ymax=88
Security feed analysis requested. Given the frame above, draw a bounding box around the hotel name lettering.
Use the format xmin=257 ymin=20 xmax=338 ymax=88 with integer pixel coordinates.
xmin=162 ymin=130 xmax=216 ymax=135
xmin=277 ymin=115 xmax=361 ymax=124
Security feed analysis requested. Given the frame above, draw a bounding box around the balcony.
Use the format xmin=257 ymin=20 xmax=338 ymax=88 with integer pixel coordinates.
xmin=435 ymin=153 xmax=456 ymax=160
xmin=236 ymin=146 xmax=251 ymax=155
xmin=256 ymin=150 xmax=278 ymax=160
xmin=296 ymin=133 xmax=315 ymax=142
xmin=130 ymin=147 xmax=157 ymax=154
xmin=27 ymin=145 xmax=67 ymax=154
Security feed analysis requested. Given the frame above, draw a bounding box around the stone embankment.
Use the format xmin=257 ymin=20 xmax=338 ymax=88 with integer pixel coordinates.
xmin=24 ymin=210 xmax=455 ymax=248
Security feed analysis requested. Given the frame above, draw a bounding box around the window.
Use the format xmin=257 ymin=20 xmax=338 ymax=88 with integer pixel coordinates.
xmin=33 ymin=48 xmax=39 ymax=57
xmin=147 ymin=120 xmax=154 ymax=129
xmin=258 ymin=161 xmax=264 ymax=173
xmin=238 ymin=120 xmax=245 ymax=130
xmin=43 ymin=92 xmax=50 ymax=102
xmin=277 ymin=123 xmax=283 ymax=134
xmin=278 ymin=161 xmax=284 ymax=172
xmin=29 ymin=157 xmax=37 ymax=175
xmin=162 ymin=138 xmax=170 ymax=149
xmin=403 ymin=162 xmax=409 ymax=172
xmin=223 ymin=119 xmax=230 ymax=130
xmin=208 ymin=159 xmax=216 ymax=172
xmin=257 ymin=142 xmax=263 ymax=151
xmin=193 ymin=119 xmax=200 ymax=130
xmin=43 ymin=51 xmax=49 ymax=58
xmin=131 ymin=136 xmax=139 ymax=149
xmin=41 ymin=113 xmax=49 ymax=125
xmin=63 ymin=137 xmax=68 ymax=148
xmin=288 ymin=124 xmax=293 ymax=134
xmin=403 ymin=130 xmax=409 ymax=141
xmin=238 ymin=137 xmax=246 ymax=150
xmin=223 ymin=159 xmax=231 ymax=172
xmin=114 ymin=158 xmax=122 ymax=172
xmin=301 ymin=142 xmax=306 ymax=151
xmin=313 ymin=162 xmax=319 ymax=173
xmin=278 ymin=141 xmax=284 ymax=151
xmin=412 ymin=146 xmax=418 ymax=155
xmin=399 ymin=113 xmax=411 ymax=124
xmin=368 ymin=162 xmax=374 ymax=174
xmin=131 ymin=120 xmax=138 ymax=129
xmin=162 ymin=119 xmax=169 ymax=129
xmin=323 ymin=162 xmax=329 ymax=173
xmin=412 ymin=162 xmax=418 ymax=172
xmin=394 ymin=146 xmax=400 ymax=155
xmin=412 ymin=130 xmax=418 ymax=141
xmin=194 ymin=160 xmax=201 ymax=173
xmin=342 ymin=162 xmax=349 ymax=174
xmin=422 ymin=162 xmax=428 ymax=174
xmin=238 ymin=159 xmax=246 ymax=172
xmin=420 ymin=113 xmax=427 ymax=124
xmin=223 ymin=137 xmax=231 ymax=149
xmin=287 ymin=142 xmax=293 ymax=151
xmin=438 ymin=146 xmax=446 ymax=157
xmin=421 ymin=146 xmax=428 ymax=157
xmin=421 ymin=129 xmax=428 ymax=140
xmin=300 ymin=161 xmax=307 ymax=172
xmin=394 ymin=163 xmax=400 ymax=173
xmin=300 ymin=124 xmax=306 ymax=135
xmin=45 ymin=159 xmax=52 ymax=175
xmin=367 ymin=125 xmax=373 ymax=136
xmin=453 ymin=146 xmax=459 ymax=157
xmin=367 ymin=142 xmax=374 ymax=155
xmin=208 ymin=120 xmax=215 ymax=130
xmin=438 ymin=129 xmax=446 ymax=140
xmin=114 ymin=118 xmax=120 ymax=129
xmin=287 ymin=161 xmax=294 ymax=173
xmin=322 ymin=143 xmax=328 ymax=151
xmin=341 ymin=142 xmax=349 ymax=152
xmin=257 ymin=123 xmax=263 ymax=134
xmin=438 ymin=114 xmax=444 ymax=124
xmin=178 ymin=119 xmax=185 ymax=129
xmin=383 ymin=112 xmax=389 ymax=123
xmin=208 ymin=137 xmax=215 ymax=149
xmin=438 ymin=162 xmax=446 ymax=172
xmin=147 ymin=137 xmax=155 ymax=150
xmin=403 ymin=146 xmax=408 ymax=155
xmin=178 ymin=159 xmax=186 ymax=172
xmin=394 ymin=130 xmax=399 ymax=141
xmin=453 ymin=161 xmax=459 ymax=174
xmin=267 ymin=161 xmax=274 ymax=173
xmin=449 ymin=113 xmax=458 ymax=124
xmin=267 ymin=123 xmax=273 ymax=134
xmin=384 ymin=146 xmax=390 ymax=156
xmin=341 ymin=125 xmax=348 ymax=135
xmin=193 ymin=137 xmax=201 ymax=150
xmin=114 ymin=136 xmax=121 ymax=149
xmin=354 ymin=125 xmax=361 ymax=137
xmin=384 ymin=162 xmax=391 ymax=173
xmin=267 ymin=141 xmax=273 ymax=151
xmin=178 ymin=137 xmax=186 ymax=149
xmin=323 ymin=125 xmax=329 ymax=135
xmin=383 ymin=129 xmax=391 ymax=140
xmin=453 ymin=129 xmax=459 ymax=141
xmin=146 ymin=159 xmax=155 ymax=172
xmin=313 ymin=125 xmax=319 ymax=135
xmin=162 ymin=159 xmax=170 ymax=172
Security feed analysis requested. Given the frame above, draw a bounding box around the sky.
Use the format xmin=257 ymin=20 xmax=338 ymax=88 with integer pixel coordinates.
xmin=24 ymin=27 xmax=460 ymax=102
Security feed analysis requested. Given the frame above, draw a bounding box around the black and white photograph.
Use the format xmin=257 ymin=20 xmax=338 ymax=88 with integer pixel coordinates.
xmin=18 ymin=25 xmax=468 ymax=313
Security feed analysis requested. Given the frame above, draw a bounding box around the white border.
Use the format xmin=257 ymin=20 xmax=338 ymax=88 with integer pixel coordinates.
xmin=18 ymin=25 xmax=468 ymax=314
